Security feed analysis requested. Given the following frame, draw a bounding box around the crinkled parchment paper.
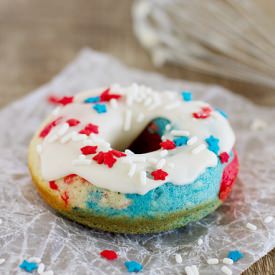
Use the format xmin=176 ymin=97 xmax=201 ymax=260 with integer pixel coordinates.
xmin=0 ymin=49 xmax=274 ymax=275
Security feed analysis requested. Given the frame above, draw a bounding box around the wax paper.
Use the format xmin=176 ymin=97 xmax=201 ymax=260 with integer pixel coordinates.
xmin=0 ymin=49 xmax=274 ymax=275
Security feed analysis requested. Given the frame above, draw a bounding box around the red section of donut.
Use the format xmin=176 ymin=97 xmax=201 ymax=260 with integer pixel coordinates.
xmin=219 ymin=150 xmax=239 ymax=201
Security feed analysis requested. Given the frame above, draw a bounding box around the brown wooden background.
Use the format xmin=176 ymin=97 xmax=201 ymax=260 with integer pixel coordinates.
xmin=0 ymin=0 xmax=274 ymax=273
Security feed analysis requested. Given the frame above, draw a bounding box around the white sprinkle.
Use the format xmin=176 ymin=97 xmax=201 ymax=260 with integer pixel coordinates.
xmin=175 ymin=254 xmax=182 ymax=264
xmin=137 ymin=113 xmax=145 ymax=123
xmin=52 ymin=106 xmax=61 ymax=116
xmin=171 ymin=130 xmax=190 ymax=136
xmin=126 ymin=94 xmax=134 ymax=106
xmin=184 ymin=266 xmax=194 ymax=275
xmin=124 ymin=110 xmax=132 ymax=131
xmin=264 ymin=216 xmax=273 ymax=224
xmin=60 ymin=131 xmax=76 ymax=144
xmin=187 ymin=136 xmax=198 ymax=146
xmin=165 ymin=102 xmax=181 ymax=110
xmin=192 ymin=144 xmax=207 ymax=154
xmin=156 ymin=159 xmax=166 ymax=169
xmin=78 ymin=154 xmax=86 ymax=160
xmin=38 ymin=263 xmax=45 ymax=274
xmin=207 ymin=258 xmax=219 ymax=265
xmin=125 ymin=149 xmax=134 ymax=156
xmin=128 ymin=164 xmax=137 ymax=177
xmin=160 ymin=150 xmax=168 ymax=157
xmin=223 ymin=258 xmax=234 ymax=265
xmin=41 ymin=271 xmax=54 ymax=275
xmin=148 ymin=158 xmax=158 ymax=164
xmin=36 ymin=144 xmax=42 ymax=154
xmin=0 ymin=258 xmax=5 ymax=265
xmin=140 ymin=171 xmax=147 ymax=185
xmin=57 ymin=123 xmax=69 ymax=136
xmin=144 ymin=97 xmax=153 ymax=106
xmin=165 ymin=124 xmax=172 ymax=131
xmin=110 ymin=98 xmax=118 ymax=109
xmin=246 ymin=222 xmax=257 ymax=231
xmin=72 ymin=159 xmax=91 ymax=166
xmin=191 ymin=265 xmax=199 ymax=275
xmin=28 ymin=257 xmax=41 ymax=263
xmin=48 ymin=134 xmax=58 ymax=143
xmin=250 ymin=118 xmax=267 ymax=131
xmin=198 ymin=238 xmax=203 ymax=245
xmin=221 ymin=265 xmax=232 ymax=275
xmin=168 ymin=162 xmax=175 ymax=169
xmin=72 ymin=134 xmax=87 ymax=141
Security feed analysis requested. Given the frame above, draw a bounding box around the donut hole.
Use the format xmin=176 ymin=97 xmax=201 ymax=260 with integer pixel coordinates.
xmin=122 ymin=117 xmax=171 ymax=154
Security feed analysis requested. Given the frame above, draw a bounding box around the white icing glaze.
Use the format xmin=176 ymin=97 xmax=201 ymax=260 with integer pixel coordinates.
xmin=38 ymin=84 xmax=235 ymax=195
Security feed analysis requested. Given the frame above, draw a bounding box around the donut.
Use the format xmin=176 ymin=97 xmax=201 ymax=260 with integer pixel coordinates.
xmin=28 ymin=84 xmax=239 ymax=234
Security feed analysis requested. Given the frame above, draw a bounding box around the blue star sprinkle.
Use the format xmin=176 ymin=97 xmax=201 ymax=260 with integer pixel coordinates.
xmin=173 ymin=136 xmax=188 ymax=147
xmin=84 ymin=96 xmax=100 ymax=103
xmin=181 ymin=91 xmax=192 ymax=102
xmin=93 ymin=103 xmax=107 ymax=114
xmin=227 ymin=250 xmax=244 ymax=262
xmin=124 ymin=261 xmax=143 ymax=273
xmin=19 ymin=260 xmax=38 ymax=273
xmin=215 ymin=108 xmax=228 ymax=119
xmin=205 ymin=135 xmax=220 ymax=155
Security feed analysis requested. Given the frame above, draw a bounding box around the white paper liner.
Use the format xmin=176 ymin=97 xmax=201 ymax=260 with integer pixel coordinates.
xmin=0 ymin=49 xmax=274 ymax=274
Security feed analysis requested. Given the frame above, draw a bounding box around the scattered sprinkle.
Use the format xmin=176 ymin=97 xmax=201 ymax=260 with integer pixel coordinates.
xmin=181 ymin=91 xmax=192 ymax=102
xmin=19 ymin=260 xmax=38 ymax=273
xmin=60 ymin=131 xmax=76 ymax=143
xmin=64 ymin=174 xmax=77 ymax=184
xmin=219 ymin=152 xmax=230 ymax=163
xmin=192 ymin=144 xmax=207 ymax=154
xmin=124 ymin=110 xmax=132 ymax=131
xmin=140 ymin=171 xmax=147 ymax=185
xmin=93 ymin=150 xmax=126 ymax=168
xmin=205 ymin=135 xmax=220 ymax=155
xmin=80 ymin=146 xmax=97 ymax=155
xmin=0 ymin=258 xmax=5 ymax=265
xmin=198 ymin=238 xmax=203 ymax=245
xmin=193 ymin=106 xmax=212 ymax=119
xmin=160 ymin=150 xmax=168 ymax=157
xmin=66 ymin=118 xmax=80 ymax=127
xmin=187 ymin=136 xmax=198 ymax=146
xmin=156 ymin=159 xmax=166 ymax=169
xmin=223 ymin=258 xmax=234 ymax=265
xmin=264 ymin=216 xmax=273 ymax=224
xmin=93 ymin=103 xmax=107 ymax=114
xmin=165 ymin=102 xmax=181 ymax=110
xmin=221 ymin=265 xmax=232 ymax=275
xmin=49 ymin=181 xmax=58 ymax=191
xmin=207 ymin=258 xmax=219 ymax=265
xmin=227 ymin=250 xmax=244 ymax=262
xmin=175 ymin=254 xmax=182 ymax=264
xmin=100 ymin=88 xmax=122 ymax=102
xmin=84 ymin=96 xmax=100 ymax=103
xmin=160 ymin=140 xmax=176 ymax=150
xmin=48 ymin=95 xmax=74 ymax=106
xmin=215 ymin=108 xmax=228 ymax=118
xmin=79 ymin=123 xmax=99 ymax=135
xmin=151 ymin=169 xmax=168 ymax=180
xmin=173 ymin=136 xmax=188 ymax=147
xmin=124 ymin=261 xmax=143 ymax=273
xmin=250 ymin=118 xmax=267 ymax=131
xmin=39 ymin=117 xmax=62 ymax=138
xmin=57 ymin=123 xmax=69 ymax=136
xmin=171 ymin=130 xmax=190 ymax=136
xmin=246 ymin=222 xmax=257 ymax=231
xmin=128 ymin=164 xmax=137 ymax=177
xmin=100 ymin=250 xmax=118 ymax=261
xmin=37 ymin=263 xmax=45 ymax=274
xmin=72 ymin=134 xmax=88 ymax=141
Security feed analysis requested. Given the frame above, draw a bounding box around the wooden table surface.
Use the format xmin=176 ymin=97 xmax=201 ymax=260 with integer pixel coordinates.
xmin=0 ymin=0 xmax=274 ymax=273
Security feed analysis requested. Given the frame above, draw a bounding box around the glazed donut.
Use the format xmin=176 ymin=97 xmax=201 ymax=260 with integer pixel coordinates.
xmin=28 ymin=84 xmax=239 ymax=233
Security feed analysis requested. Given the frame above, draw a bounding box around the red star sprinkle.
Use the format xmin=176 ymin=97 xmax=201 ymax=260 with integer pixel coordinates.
xmin=151 ymin=169 xmax=168 ymax=180
xmin=49 ymin=180 xmax=58 ymax=190
xmin=100 ymin=250 xmax=118 ymax=261
xmin=66 ymin=118 xmax=80 ymax=127
xmin=48 ymin=95 xmax=74 ymax=106
xmin=80 ymin=146 xmax=98 ymax=155
xmin=193 ymin=106 xmax=212 ymax=119
xmin=99 ymin=88 xmax=122 ymax=102
xmin=103 ymin=152 xmax=117 ymax=168
xmin=93 ymin=150 xmax=126 ymax=168
xmin=64 ymin=174 xmax=77 ymax=184
xmin=93 ymin=151 xmax=105 ymax=164
xmin=160 ymin=140 xmax=176 ymax=150
xmin=79 ymin=123 xmax=99 ymax=135
xmin=219 ymin=152 xmax=230 ymax=164
xmin=110 ymin=150 xmax=127 ymax=158
xmin=39 ymin=117 xmax=62 ymax=138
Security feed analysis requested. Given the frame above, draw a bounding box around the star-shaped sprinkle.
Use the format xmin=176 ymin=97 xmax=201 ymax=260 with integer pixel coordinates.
xmin=79 ymin=123 xmax=99 ymax=135
xmin=181 ymin=91 xmax=192 ymax=102
xmin=151 ymin=169 xmax=168 ymax=180
xmin=81 ymin=146 xmax=98 ymax=155
xmin=205 ymin=135 xmax=220 ymax=155
xmin=48 ymin=95 xmax=74 ymax=106
xmin=93 ymin=103 xmax=107 ymax=114
xmin=173 ymin=136 xmax=188 ymax=147
xmin=100 ymin=88 xmax=122 ymax=102
xmin=39 ymin=117 xmax=62 ymax=138
xmin=49 ymin=180 xmax=58 ymax=190
xmin=219 ymin=152 xmax=230 ymax=163
xmin=19 ymin=260 xmax=38 ymax=273
xmin=66 ymin=118 xmax=80 ymax=127
xmin=110 ymin=150 xmax=127 ymax=158
xmin=160 ymin=140 xmax=176 ymax=150
xmin=84 ymin=96 xmax=100 ymax=103
xmin=100 ymin=250 xmax=118 ymax=261
xmin=227 ymin=250 xmax=244 ymax=262
xmin=215 ymin=108 xmax=228 ymax=119
xmin=124 ymin=261 xmax=143 ymax=273
xmin=193 ymin=106 xmax=212 ymax=119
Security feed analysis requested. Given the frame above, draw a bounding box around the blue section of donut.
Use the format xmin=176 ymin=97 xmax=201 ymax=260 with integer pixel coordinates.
xmin=86 ymin=152 xmax=233 ymax=218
